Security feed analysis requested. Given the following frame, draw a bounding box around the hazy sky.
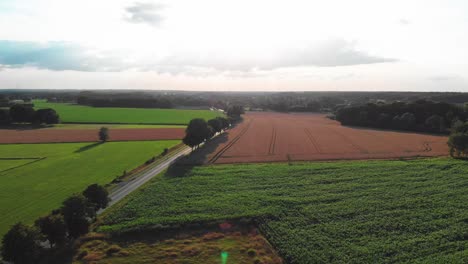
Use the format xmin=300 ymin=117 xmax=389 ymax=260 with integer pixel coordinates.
xmin=0 ymin=0 xmax=467 ymax=91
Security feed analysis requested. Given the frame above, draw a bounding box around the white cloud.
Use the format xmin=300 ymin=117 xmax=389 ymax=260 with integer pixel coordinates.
xmin=125 ymin=2 xmax=165 ymax=26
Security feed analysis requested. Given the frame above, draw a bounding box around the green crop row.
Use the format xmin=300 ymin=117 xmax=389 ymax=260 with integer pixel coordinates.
xmin=100 ymin=158 xmax=468 ymax=263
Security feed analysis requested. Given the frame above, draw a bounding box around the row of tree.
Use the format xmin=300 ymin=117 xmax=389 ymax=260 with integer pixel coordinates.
xmin=0 ymin=105 xmax=60 ymax=125
xmin=335 ymin=100 xmax=467 ymax=133
xmin=1 ymin=184 xmax=109 ymax=264
xmin=183 ymin=117 xmax=231 ymax=149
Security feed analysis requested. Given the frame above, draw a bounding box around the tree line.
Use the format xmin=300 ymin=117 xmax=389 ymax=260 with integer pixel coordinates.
xmin=183 ymin=117 xmax=231 ymax=149
xmin=0 ymin=104 xmax=60 ymax=125
xmin=1 ymin=184 xmax=109 ymax=264
xmin=335 ymin=100 xmax=467 ymax=134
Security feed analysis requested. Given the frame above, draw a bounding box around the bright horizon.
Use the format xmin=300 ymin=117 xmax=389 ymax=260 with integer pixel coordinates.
xmin=0 ymin=0 xmax=467 ymax=92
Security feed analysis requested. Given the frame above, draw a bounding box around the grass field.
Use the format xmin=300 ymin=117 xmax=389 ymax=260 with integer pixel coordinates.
xmin=101 ymin=158 xmax=468 ymax=263
xmin=0 ymin=159 xmax=35 ymax=172
xmin=52 ymin=124 xmax=186 ymax=129
xmin=0 ymin=140 xmax=180 ymax=237
xmin=34 ymin=100 xmax=222 ymax=125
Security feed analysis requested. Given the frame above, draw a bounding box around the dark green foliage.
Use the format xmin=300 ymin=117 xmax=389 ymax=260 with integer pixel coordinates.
xmin=10 ymin=104 xmax=35 ymax=123
xmin=34 ymin=108 xmax=60 ymax=124
xmin=61 ymin=194 xmax=92 ymax=238
xmin=216 ymin=116 xmax=230 ymax=129
xmin=0 ymin=109 xmax=10 ymax=124
xmin=101 ymin=159 xmax=468 ymax=263
xmin=183 ymin=118 xmax=212 ymax=148
xmin=99 ymin=127 xmax=109 ymax=142
xmin=1 ymin=223 xmax=42 ymax=264
xmin=336 ymin=100 xmax=465 ymax=133
xmin=448 ymin=121 xmax=468 ymax=157
xmin=425 ymin=114 xmax=445 ymax=133
xmin=226 ymin=105 xmax=245 ymax=118
xmin=35 ymin=213 xmax=67 ymax=247
xmin=207 ymin=118 xmax=223 ymax=133
xmin=82 ymin=184 xmax=109 ymax=210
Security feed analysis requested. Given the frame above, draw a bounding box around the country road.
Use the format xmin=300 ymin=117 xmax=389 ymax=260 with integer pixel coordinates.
xmin=98 ymin=145 xmax=192 ymax=214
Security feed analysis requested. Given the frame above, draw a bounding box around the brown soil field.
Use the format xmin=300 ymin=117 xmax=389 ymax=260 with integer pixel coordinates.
xmin=0 ymin=128 xmax=185 ymax=144
xmin=205 ymin=112 xmax=449 ymax=164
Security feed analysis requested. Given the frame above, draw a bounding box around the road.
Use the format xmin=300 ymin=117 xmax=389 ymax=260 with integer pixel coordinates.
xmin=98 ymin=145 xmax=192 ymax=214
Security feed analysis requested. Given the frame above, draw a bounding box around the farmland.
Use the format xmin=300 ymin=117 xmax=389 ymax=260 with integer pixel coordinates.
xmin=0 ymin=140 xmax=180 ymax=237
xmin=0 ymin=128 xmax=185 ymax=143
xmin=34 ymin=100 xmax=222 ymax=124
xmin=100 ymin=158 xmax=468 ymax=263
xmin=201 ymin=112 xmax=448 ymax=164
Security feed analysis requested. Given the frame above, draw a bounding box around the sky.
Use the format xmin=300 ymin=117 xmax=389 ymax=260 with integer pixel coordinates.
xmin=0 ymin=0 xmax=467 ymax=92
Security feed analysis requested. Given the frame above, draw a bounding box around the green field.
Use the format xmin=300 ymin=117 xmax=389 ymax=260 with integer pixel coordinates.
xmin=101 ymin=158 xmax=468 ymax=263
xmin=51 ymin=124 xmax=186 ymax=129
xmin=0 ymin=140 xmax=180 ymax=237
xmin=34 ymin=100 xmax=222 ymax=124
xmin=0 ymin=159 xmax=35 ymax=172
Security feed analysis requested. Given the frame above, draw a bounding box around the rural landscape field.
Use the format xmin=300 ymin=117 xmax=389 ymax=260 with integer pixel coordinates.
xmin=2 ymin=1 xmax=468 ymax=263
xmin=199 ymin=112 xmax=448 ymax=164
xmin=1 ymin=91 xmax=468 ymax=264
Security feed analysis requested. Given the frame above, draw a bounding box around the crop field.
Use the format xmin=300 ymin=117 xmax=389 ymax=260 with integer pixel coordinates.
xmin=100 ymin=158 xmax=468 ymax=263
xmin=0 ymin=140 xmax=180 ymax=237
xmin=34 ymin=100 xmax=222 ymax=124
xmin=201 ymin=112 xmax=449 ymax=164
xmin=0 ymin=128 xmax=185 ymax=143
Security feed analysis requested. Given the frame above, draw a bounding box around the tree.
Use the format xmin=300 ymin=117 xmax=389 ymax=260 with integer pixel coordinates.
xmin=61 ymin=194 xmax=92 ymax=238
xmin=227 ymin=105 xmax=245 ymax=118
xmin=83 ymin=184 xmax=109 ymax=210
xmin=34 ymin=108 xmax=60 ymax=124
xmin=0 ymin=109 xmax=11 ymax=125
xmin=9 ymin=104 xmax=35 ymax=123
xmin=425 ymin=115 xmax=445 ymax=133
xmin=35 ymin=213 xmax=67 ymax=247
xmin=99 ymin=127 xmax=109 ymax=142
xmin=208 ymin=118 xmax=223 ymax=134
xmin=216 ymin=117 xmax=230 ymax=130
xmin=448 ymin=132 xmax=468 ymax=157
xmin=1 ymin=223 xmax=42 ymax=264
xmin=183 ymin=118 xmax=211 ymax=149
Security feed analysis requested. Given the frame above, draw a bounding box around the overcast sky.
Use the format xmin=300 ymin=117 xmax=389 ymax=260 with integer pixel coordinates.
xmin=0 ymin=0 xmax=467 ymax=91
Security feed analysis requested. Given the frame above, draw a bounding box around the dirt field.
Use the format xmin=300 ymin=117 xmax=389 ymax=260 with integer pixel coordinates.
xmin=205 ymin=112 xmax=449 ymax=164
xmin=0 ymin=128 xmax=185 ymax=144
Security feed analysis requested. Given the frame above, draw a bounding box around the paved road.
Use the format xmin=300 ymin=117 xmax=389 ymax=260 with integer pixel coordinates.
xmin=98 ymin=145 xmax=192 ymax=214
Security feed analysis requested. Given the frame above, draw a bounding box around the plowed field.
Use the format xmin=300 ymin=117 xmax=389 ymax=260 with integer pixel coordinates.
xmin=0 ymin=128 xmax=185 ymax=144
xmin=206 ymin=112 xmax=448 ymax=164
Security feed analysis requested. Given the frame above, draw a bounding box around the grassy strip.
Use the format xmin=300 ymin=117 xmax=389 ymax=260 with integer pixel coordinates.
xmin=100 ymin=158 xmax=468 ymax=263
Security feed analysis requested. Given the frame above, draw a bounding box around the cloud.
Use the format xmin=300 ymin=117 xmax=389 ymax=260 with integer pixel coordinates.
xmin=0 ymin=39 xmax=396 ymax=74
xmin=0 ymin=40 xmax=125 ymax=71
xmin=125 ymin=2 xmax=164 ymax=26
xmin=399 ymin=19 xmax=411 ymax=25
xmin=159 ymin=39 xmax=397 ymax=72
xmin=429 ymin=75 xmax=461 ymax=82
